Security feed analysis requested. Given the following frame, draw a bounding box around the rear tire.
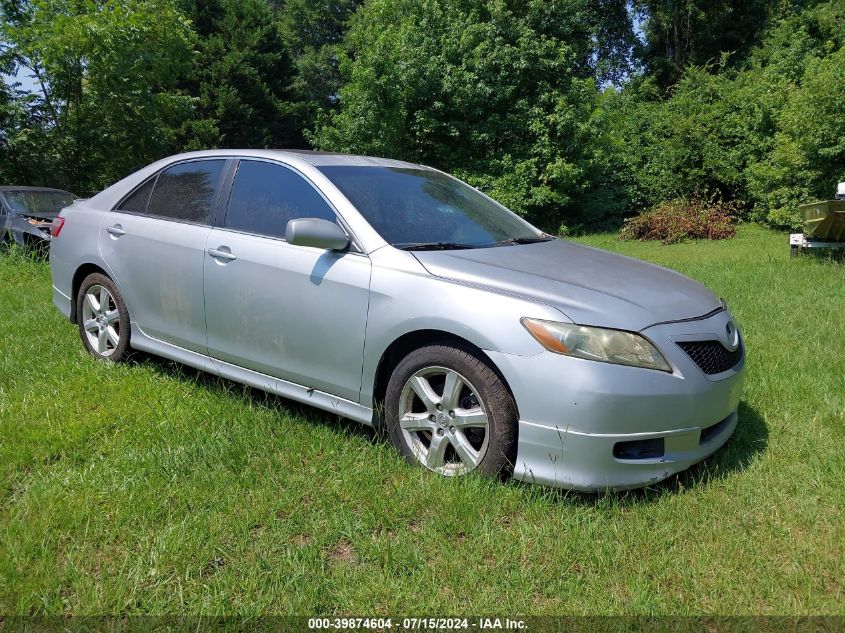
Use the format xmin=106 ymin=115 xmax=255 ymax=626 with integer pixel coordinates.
xmin=385 ymin=343 xmax=517 ymax=479
xmin=76 ymin=273 xmax=131 ymax=362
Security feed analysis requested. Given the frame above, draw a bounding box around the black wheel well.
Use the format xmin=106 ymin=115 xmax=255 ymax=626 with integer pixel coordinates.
xmin=371 ymin=329 xmax=518 ymax=422
xmin=70 ymin=263 xmax=109 ymax=323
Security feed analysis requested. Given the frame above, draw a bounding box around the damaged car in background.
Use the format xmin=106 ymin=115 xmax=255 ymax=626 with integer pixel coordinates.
xmin=1 ymin=186 xmax=77 ymax=249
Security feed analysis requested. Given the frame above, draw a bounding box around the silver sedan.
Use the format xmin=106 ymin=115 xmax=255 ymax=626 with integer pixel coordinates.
xmin=49 ymin=150 xmax=745 ymax=491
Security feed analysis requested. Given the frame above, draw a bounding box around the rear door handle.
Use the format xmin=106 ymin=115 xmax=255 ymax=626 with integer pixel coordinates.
xmin=208 ymin=247 xmax=236 ymax=262
xmin=106 ymin=224 xmax=125 ymax=237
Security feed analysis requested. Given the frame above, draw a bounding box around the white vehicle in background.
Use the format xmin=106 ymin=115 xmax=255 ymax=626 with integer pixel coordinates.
xmin=789 ymin=181 xmax=845 ymax=255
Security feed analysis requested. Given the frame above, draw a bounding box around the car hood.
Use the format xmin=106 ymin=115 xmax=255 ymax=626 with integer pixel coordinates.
xmin=411 ymin=239 xmax=721 ymax=331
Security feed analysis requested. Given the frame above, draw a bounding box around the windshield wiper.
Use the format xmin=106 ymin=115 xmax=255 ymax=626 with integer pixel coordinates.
xmin=396 ymin=236 xmax=553 ymax=250
xmin=396 ymin=241 xmax=482 ymax=251
xmin=493 ymin=236 xmax=555 ymax=246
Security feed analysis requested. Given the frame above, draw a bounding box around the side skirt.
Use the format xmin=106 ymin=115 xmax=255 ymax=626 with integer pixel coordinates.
xmin=129 ymin=325 xmax=375 ymax=426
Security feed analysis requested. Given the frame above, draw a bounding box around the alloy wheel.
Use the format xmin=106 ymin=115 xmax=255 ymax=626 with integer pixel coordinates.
xmin=398 ymin=366 xmax=490 ymax=476
xmin=81 ymin=284 xmax=121 ymax=357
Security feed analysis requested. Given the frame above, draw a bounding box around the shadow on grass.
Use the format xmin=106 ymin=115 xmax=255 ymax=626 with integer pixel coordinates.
xmin=793 ymin=247 xmax=845 ymax=263
xmin=529 ymin=401 xmax=769 ymax=507
xmin=131 ymin=351 xmax=382 ymax=443
xmin=131 ymin=353 xmax=767 ymax=505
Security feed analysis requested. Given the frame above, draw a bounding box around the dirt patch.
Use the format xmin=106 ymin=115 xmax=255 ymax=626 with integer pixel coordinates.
xmin=327 ymin=538 xmax=357 ymax=565
xmin=292 ymin=533 xmax=313 ymax=547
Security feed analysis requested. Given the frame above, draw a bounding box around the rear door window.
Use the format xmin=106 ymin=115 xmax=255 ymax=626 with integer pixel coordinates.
xmin=224 ymin=160 xmax=336 ymax=239
xmin=146 ymin=160 xmax=226 ymax=224
xmin=116 ymin=178 xmax=156 ymax=214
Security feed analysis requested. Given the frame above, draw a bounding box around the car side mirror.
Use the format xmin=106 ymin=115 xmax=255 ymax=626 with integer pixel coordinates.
xmin=285 ymin=218 xmax=350 ymax=251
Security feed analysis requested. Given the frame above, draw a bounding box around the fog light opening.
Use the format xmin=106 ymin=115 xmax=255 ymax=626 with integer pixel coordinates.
xmin=613 ymin=438 xmax=665 ymax=460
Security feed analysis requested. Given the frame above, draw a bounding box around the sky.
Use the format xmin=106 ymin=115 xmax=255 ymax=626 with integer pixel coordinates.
xmin=4 ymin=65 xmax=40 ymax=94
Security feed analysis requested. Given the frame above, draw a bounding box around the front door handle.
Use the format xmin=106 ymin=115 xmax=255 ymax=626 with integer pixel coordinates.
xmin=106 ymin=224 xmax=126 ymax=237
xmin=208 ymin=247 xmax=237 ymax=262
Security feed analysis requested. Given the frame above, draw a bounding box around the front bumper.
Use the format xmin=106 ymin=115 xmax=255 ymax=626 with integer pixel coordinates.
xmin=485 ymin=309 xmax=746 ymax=491
xmin=513 ymin=410 xmax=738 ymax=491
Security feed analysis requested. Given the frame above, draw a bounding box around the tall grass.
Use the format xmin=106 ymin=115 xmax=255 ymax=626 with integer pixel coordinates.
xmin=0 ymin=226 xmax=842 ymax=614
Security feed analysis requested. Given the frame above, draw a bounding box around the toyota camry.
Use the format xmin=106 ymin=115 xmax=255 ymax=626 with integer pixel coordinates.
xmin=49 ymin=150 xmax=745 ymax=491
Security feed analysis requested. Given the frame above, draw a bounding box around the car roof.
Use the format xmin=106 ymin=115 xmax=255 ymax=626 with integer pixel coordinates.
xmin=278 ymin=150 xmax=426 ymax=169
xmin=159 ymin=149 xmax=430 ymax=170
xmin=0 ymin=186 xmax=75 ymax=194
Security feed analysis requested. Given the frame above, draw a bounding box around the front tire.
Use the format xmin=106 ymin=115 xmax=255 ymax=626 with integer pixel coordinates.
xmin=76 ymin=273 xmax=131 ymax=361
xmin=385 ymin=343 xmax=518 ymax=478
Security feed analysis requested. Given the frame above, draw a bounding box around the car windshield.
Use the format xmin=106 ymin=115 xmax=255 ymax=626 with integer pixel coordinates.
xmin=6 ymin=190 xmax=75 ymax=215
xmin=317 ymin=166 xmax=550 ymax=249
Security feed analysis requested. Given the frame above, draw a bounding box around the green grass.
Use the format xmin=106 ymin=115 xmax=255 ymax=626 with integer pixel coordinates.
xmin=0 ymin=225 xmax=843 ymax=615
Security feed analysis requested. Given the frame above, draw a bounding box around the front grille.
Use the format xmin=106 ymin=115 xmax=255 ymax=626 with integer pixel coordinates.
xmin=677 ymin=340 xmax=743 ymax=375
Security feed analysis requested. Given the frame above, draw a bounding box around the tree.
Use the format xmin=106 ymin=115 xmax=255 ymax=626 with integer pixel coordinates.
xmin=177 ymin=0 xmax=304 ymax=150
xmin=0 ymin=76 xmax=55 ymax=187
xmin=590 ymin=0 xmax=642 ymax=85
xmin=0 ymin=77 xmax=15 ymax=182
xmin=313 ymin=0 xmax=630 ymax=232
xmin=607 ymin=66 xmax=775 ymax=213
xmin=0 ymin=0 xmax=195 ymax=194
xmin=277 ymin=0 xmax=363 ymax=116
xmin=748 ymin=46 xmax=845 ymax=228
xmin=634 ymin=0 xmax=774 ymax=88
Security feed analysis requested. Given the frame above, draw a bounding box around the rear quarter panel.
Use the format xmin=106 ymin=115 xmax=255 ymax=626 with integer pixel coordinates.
xmin=49 ymin=201 xmax=107 ymax=320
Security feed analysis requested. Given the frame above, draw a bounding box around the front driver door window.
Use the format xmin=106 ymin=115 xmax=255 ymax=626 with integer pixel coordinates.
xmin=203 ymin=159 xmax=371 ymax=402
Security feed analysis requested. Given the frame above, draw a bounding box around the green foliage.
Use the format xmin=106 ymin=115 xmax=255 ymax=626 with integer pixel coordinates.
xmin=278 ymin=0 xmax=363 ymax=118
xmin=177 ymin=0 xmax=304 ymax=150
xmin=0 ymin=78 xmax=18 ymax=182
xmin=634 ymin=0 xmax=774 ymax=88
xmin=1 ymin=0 xmax=306 ymax=192
xmin=608 ymin=66 xmax=773 ymax=212
xmin=1 ymin=0 xmax=195 ymax=194
xmin=313 ymin=0 xmax=631 ymax=232
xmin=0 ymin=0 xmax=842 ymax=233
xmin=748 ymin=47 xmax=845 ymax=228
xmin=609 ymin=0 xmax=845 ymax=232
xmin=0 ymin=82 xmax=55 ymax=187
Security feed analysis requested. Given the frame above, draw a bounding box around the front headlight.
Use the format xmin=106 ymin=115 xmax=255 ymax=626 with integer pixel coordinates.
xmin=521 ymin=317 xmax=672 ymax=372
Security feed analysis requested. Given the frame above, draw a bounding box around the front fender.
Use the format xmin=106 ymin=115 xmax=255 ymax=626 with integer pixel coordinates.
xmin=360 ymin=248 xmax=565 ymax=405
